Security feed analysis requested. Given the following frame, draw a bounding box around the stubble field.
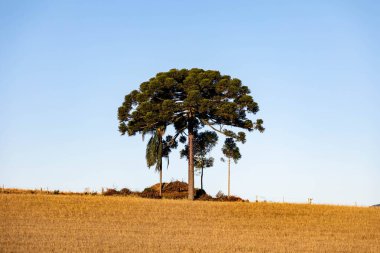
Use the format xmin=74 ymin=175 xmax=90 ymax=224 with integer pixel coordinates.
xmin=0 ymin=193 xmax=379 ymax=252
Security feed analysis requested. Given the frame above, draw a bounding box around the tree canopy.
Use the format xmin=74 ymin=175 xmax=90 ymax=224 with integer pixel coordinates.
xmin=222 ymin=138 xmax=242 ymax=163
xmin=118 ymin=68 xmax=264 ymax=200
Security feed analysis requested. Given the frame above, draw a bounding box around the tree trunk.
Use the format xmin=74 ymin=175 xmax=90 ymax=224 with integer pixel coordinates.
xmin=158 ymin=130 xmax=163 ymax=197
xmin=228 ymin=157 xmax=231 ymax=197
xmin=188 ymin=117 xmax=195 ymax=200
xmin=201 ymin=166 xmax=204 ymax=190
xmin=159 ymin=163 xmax=162 ymax=197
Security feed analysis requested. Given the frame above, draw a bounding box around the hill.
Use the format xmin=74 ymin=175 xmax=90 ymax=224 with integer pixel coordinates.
xmin=1 ymin=193 xmax=379 ymax=252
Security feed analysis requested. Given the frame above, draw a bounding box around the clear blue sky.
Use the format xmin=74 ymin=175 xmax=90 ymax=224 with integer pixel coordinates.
xmin=0 ymin=1 xmax=379 ymax=206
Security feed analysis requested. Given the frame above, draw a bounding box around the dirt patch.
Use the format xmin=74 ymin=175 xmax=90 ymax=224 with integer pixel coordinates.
xmin=140 ymin=181 xmax=188 ymax=199
xmin=140 ymin=187 xmax=161 ymax=199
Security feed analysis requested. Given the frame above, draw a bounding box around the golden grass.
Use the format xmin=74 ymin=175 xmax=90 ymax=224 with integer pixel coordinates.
xmin=1 ymin=193 xmax=379 ymax=252
xmin=0 ymin=187 xmax=87 ymax=195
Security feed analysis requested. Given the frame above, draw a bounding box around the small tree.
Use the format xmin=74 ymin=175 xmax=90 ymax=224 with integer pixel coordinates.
xmin=180 ymin=131 xmax=218 ymax=190
xmin=221 ymin=138 xmax=241 ymax=197
xmin=195 ymin=158 xmax=214 ymax=191
xmin=145 ymin=128 xmax=177 ymax=196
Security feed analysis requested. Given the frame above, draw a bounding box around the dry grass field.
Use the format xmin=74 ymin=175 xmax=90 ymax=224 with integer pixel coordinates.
xmin=1 ymin=193 xmax=379 ymax=253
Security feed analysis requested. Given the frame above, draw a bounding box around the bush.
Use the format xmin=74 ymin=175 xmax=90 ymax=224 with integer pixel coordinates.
xmin=215 ymin=191 xmax=225 ymax=198
xmin=119 ymin=188 xmax=132 ymax=195
xmin=103 ymin=188 xmax=119 ymax=196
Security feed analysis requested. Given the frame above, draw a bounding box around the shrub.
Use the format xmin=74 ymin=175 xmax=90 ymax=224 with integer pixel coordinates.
xmin=119 ymin=188 xmax=132 ymax=195
xmin=103 ymin=189 xmax=119 ymax=196
xmin=215 ymin=191 xmax=225 ymax=199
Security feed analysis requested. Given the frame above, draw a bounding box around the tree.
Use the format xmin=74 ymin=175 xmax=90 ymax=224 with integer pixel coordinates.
xmin=118 ymin=68 xmax=264 ymax=200
xmin=145 ymin=128 xmax=177 ymax=197
xmin=221 ymin=138 xmax=241 ymax=197
xmin=196 ymin=157 xmax=214 ymax=191
xmin=180 ymin=131 xmax=218 ymax=190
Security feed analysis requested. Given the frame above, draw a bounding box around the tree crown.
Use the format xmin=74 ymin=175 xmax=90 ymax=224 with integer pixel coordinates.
xmin=118 ymin=68 xmax=264 ymax=142
xmin=222 ymin=138 xmax=242 ymax=163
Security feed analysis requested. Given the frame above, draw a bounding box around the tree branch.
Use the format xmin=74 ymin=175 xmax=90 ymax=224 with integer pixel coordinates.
xmin=201 ymin=119 xmax=225 ymax=135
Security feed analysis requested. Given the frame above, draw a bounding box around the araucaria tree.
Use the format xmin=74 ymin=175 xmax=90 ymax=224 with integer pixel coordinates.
xmin=117 ymin=78 xmax=176 ymax=197
xmin=118 ymin=68 xmax=264 ymax=200
xmin=221 ymin=138 xmax=242 ymax=197
xmin=180 ymin=131 xmax=218 ymax=190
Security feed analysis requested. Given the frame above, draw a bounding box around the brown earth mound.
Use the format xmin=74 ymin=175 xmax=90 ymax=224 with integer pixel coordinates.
xmin=140 ymin=181 xmax=188 ymax=199
xmin=149 ymin=181 xmax=188 ymax=193
xmin=140 ymin=187 xmax=161 ymax=199
xmin=140 ymin=181 xmax=242 ymax=201
xmin=163 ymin=181 xmax=188 ymax=193
xmin=103 ymin=181 xmax=246 ymax=202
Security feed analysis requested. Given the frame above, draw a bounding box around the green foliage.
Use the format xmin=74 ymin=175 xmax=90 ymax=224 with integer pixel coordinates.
xmin=145 ymin=128 xmax=178 ymax=172
xmin=118 ymin=68 xmax=264 ymax=139
xmin=180 ymin=131 xmax=218 ymax=171
xmin=222 ymin=138 xmax=242 ymax=163
xmin=146 ymin=131 xmax=161 ymax=169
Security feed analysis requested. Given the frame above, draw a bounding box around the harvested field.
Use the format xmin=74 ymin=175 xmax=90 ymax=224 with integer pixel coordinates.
xmin=1 ymin=193 xmax=379 ymax=252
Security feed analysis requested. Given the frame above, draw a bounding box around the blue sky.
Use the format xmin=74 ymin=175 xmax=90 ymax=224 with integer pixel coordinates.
xmin=0 ymin=0 xmax=379 ymax=205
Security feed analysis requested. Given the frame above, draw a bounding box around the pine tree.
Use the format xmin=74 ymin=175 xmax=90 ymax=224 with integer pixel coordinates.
xmin=221 ymin=138 xmax=242 ymax=197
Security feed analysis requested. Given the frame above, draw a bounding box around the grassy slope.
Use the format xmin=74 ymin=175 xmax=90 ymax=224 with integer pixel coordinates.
xmin=1 ymin=194 xmax=379 ymax=253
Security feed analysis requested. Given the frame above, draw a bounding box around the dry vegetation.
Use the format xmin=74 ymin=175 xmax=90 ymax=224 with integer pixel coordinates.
xmin=1 ymin=193 xmax=379 ymax=253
